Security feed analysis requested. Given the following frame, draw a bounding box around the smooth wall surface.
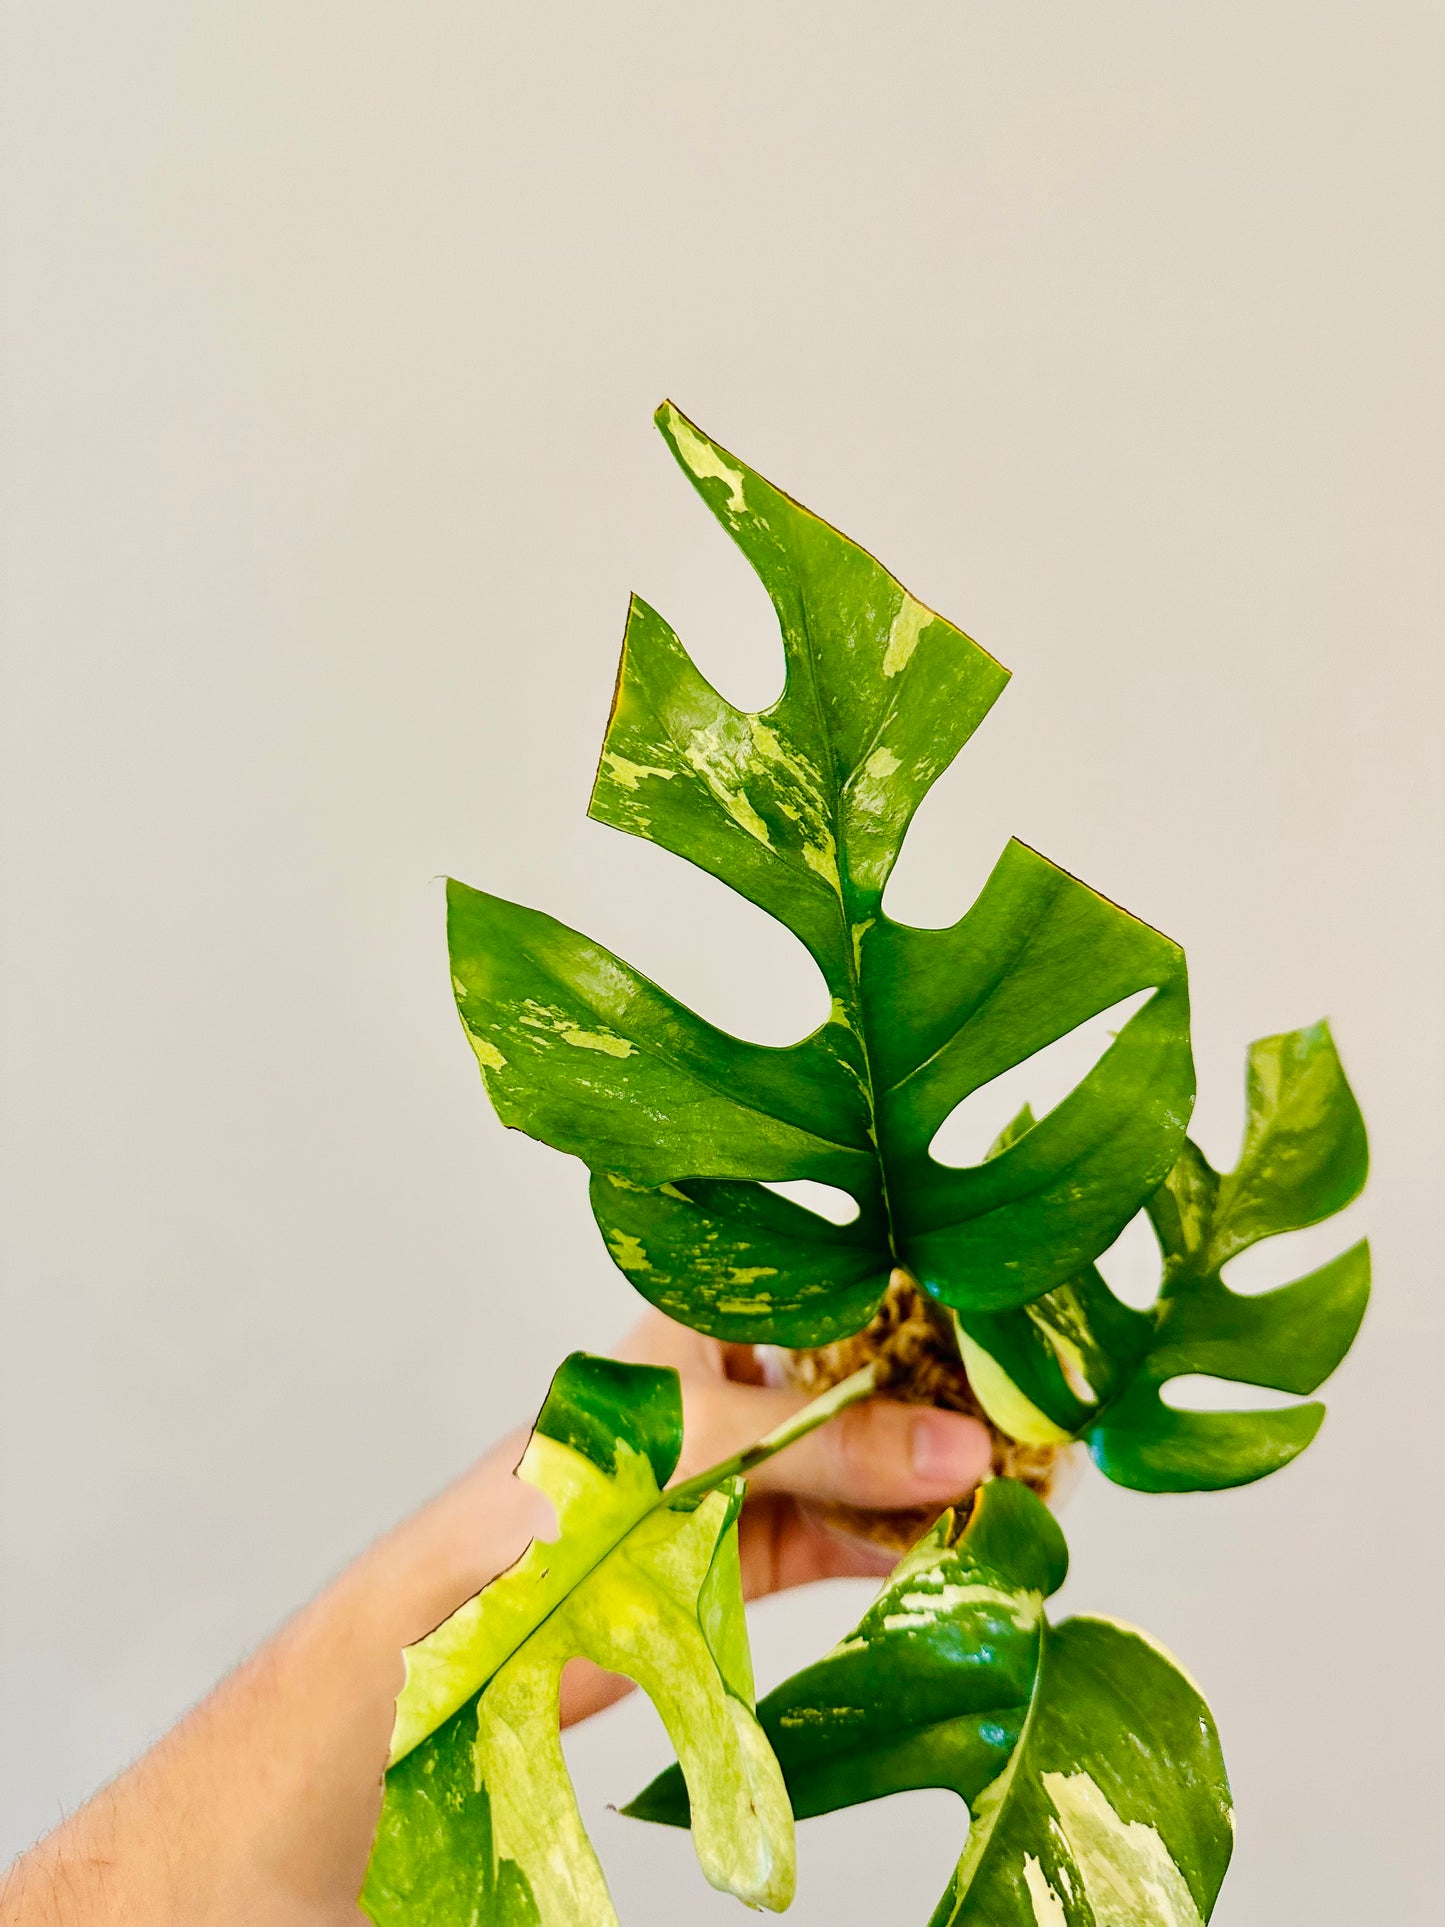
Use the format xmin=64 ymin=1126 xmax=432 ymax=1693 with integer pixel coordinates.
xmin=3 ymin=3 xmax=1441 ymax=1917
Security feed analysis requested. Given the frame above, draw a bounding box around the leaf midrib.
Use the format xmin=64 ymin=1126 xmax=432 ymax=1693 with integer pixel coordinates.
xmin=409 ymin=1481 xmax=726 ymax=1766
xmin=776 ymin=603 xmax=901 ymax=1261
xmin=939 ymin=1617 xmax=1049 ymax=1924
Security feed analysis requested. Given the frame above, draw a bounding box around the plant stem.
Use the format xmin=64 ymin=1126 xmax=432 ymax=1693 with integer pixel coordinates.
xmin=668 ymin=1360 xmax=883 ymax=1507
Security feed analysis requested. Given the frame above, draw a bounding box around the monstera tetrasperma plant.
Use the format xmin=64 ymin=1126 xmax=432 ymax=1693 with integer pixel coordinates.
xmin=362 ymin=406 xmax=1369 ymax=1925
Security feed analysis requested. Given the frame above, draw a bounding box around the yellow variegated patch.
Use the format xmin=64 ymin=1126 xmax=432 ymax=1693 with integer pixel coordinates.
xmin=389 ymin=1430 xmax=661 ymax=1764
xmin=1041 ymin=1771 xmax=1204 ymax=1927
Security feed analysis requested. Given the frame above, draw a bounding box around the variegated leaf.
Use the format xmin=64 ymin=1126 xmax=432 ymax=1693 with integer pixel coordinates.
xmin=361 ymin=1352 xmax=793 ymax=1925
xmin=954 ymin=1021 xmax=1370 ymax=1490
xmin=449 ymin=404 xmax=1194 ymax=1346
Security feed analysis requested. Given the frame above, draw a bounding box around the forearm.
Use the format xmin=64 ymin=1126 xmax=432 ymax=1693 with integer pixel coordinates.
xmin=1 ymin=1317 xmax=987 ymax=1925
xmin=1 ymin=1432 xmax=539 ymax=1926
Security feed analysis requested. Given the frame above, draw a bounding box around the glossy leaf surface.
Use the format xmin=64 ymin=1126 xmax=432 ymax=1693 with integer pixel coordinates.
xmin=361 ymin=1353 xmax=793 ymax=1926
xmin=449 ymin=404 xmax=1194 ymax=1345
xmin=630 ymin=1478 xmax=1233 ymax=1926
xmin=955 ymin=1021 xmax=1370 ymax=1490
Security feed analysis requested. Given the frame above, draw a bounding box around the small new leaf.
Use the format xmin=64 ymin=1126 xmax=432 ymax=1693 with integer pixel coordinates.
xmin=448 ymin=405 xmax=1194 ymax=1346
xmin=361 ymin=1353 xmax=793 ymax=1926
xmin=628 ymin=1480 xmax=1233 ymax=1927
xmin=955 ymin=1021 xmax=1370 ymax=1491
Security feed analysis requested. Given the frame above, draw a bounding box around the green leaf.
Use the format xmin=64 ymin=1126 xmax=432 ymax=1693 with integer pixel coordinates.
xmin=361 ymin=1352 xmax=794 ymax=1925
xmin=449 ymin=403 xmax=1194 ymax=1344
xmin=955 ymin=1021 xmax=1370 ymax=1490
xmin=629 ymin=1480 xmax=1232 ymax=1927
xmin=929 ymin=1615 xmax=1233 ymax=1927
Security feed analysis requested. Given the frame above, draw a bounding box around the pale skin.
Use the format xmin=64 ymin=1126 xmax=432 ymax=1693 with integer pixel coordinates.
xmin=0 ymin=1311 xmax=991 ymax=1926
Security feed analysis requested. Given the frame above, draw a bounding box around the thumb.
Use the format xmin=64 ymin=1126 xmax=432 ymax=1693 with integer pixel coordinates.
xmin=677 ymin=1374 xmax=992 ymax=1512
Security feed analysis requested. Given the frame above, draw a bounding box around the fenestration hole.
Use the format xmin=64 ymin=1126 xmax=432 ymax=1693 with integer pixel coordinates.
xmin=758 ymin=1178 xmax=861 ymax=1226
xmin=1160 ymin=1376 xmax=1301 ymax=1413
xmin=928 ymin=989 xmax=1155 ymax=1169
xmin=1093 ymin=1209 xmax=1163 ymax=1311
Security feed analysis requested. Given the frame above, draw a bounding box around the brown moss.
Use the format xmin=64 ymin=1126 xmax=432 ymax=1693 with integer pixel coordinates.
xmin=779 ymin=1267 xmax=1069 ymax=1555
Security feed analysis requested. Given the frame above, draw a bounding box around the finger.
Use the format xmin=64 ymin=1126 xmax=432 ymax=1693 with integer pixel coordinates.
xmin=678 ymin=1374 xmax=992 ymax=1512
xmin=751 ymin=1391 xmax=992 ymax=1508
xmin=738 ymin=1495 xmax=898 ymax=1598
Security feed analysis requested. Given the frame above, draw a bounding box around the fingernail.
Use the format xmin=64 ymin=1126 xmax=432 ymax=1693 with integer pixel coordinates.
xmin=910 ymin=1411 xmax=984 ymax=1490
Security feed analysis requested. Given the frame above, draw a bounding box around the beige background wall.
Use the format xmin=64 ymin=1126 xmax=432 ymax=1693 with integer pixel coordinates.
xmin=2 ymin=2 xmax=1441 ymax=1918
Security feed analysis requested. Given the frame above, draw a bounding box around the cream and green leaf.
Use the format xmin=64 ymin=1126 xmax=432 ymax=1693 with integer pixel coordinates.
xmin=628 ymin=1478 xmax=1233 ymax=1927
xmin=447 ymin=402 xmax=1195 ymax=1345
xmin=360 ymin=1351 xmax=794 ymax=1926
xmin=954 ymin=1021 xmax=1369 ymax=1490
